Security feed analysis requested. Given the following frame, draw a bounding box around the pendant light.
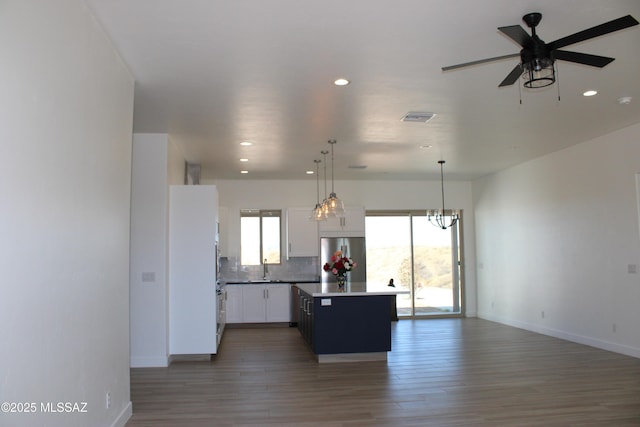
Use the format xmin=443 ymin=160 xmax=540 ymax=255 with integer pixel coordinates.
xmin=325 ymin=139 xmax=345 ymax=217
xmin=427 ymin=160 xmax=459 ymax=229
xmin=320 ymin=150 xmax=330 ymax=218
xmin=310 ymin=159 xmax=325 ymax=221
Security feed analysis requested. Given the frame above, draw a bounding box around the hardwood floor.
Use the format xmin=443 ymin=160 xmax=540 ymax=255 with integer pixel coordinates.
xmin=126 ymin=319 xmax=640 ymax=426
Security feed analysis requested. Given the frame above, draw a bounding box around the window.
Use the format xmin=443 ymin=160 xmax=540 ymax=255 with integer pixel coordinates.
xmin=240 ymin=209 xmax=281 ymax=265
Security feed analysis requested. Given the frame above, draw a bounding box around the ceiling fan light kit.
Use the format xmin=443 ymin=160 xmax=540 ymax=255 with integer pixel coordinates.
xmin=522 ymin=58 xmax=555 ymax=88
xmin=443 ymin=12 xmax=639 ymax=90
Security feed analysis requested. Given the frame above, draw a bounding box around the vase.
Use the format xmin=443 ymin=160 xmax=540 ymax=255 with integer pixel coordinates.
xmin=337 ymin=275 xmax=346 ymax=289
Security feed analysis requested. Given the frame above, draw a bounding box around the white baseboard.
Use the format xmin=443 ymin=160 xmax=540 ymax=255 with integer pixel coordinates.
xmin=478 ymin=312 xmax=640 ymax=359
xmin=130 ymin=356 xmax=169 ymax=368
xmin=110 ymin=401 xmax=132 ymax=427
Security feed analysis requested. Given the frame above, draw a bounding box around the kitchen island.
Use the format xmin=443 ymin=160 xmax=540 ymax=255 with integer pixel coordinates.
xmin=294 ymin=282 xmax=403 ymax=363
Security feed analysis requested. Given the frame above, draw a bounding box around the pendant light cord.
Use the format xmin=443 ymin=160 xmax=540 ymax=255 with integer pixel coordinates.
xmin=329 ymin=139 xmax=336 ymax=193
xmin=439 ymin=160 xmax=446 ymax=214
xmin=314 ymin=159 xmax=321 ymax=204
xmin=321 ymin=150 xmax=328 ymax=200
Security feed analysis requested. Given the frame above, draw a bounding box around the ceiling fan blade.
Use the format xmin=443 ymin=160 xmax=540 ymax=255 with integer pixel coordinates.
xmin=498 ymin=25 xmax=534 ymax=47
xmin=498 ymin=64 xmax=523 ymax=87
xmin=553 ymin=50 xmax=615 ymax=67
xmin=548 ymin=15 xmax=639 ymax=50
xmin=442 ymin=53 xmax=519 ymax=71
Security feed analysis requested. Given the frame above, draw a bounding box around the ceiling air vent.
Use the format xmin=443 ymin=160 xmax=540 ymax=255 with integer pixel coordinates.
xmin=401 ymin=112 xmax=436 ymax=123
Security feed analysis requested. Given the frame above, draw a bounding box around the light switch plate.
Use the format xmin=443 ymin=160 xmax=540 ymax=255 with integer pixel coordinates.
xmin=321 ymin=298 xmax=332 ymax=306
xmin=142 ymin=272 xmax=156 ymax=282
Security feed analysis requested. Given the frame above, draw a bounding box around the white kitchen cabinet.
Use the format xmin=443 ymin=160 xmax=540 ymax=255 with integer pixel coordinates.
xmin=169 ymin=185 xmax=219 ymax=355
xmin=242 ymin=286 xmax=268 ymax=322
xmin=286 ymin=208 xmax=319 ymax=258
xmin=225 ymin=285 xmax=244 ymax=324
xmin=265 ymin=284 xmax=291 ymax=322
xmin=319 ymin=206 xmax=366 ymax=237
xmin=227 ymin=283 xmax=291 ymax=323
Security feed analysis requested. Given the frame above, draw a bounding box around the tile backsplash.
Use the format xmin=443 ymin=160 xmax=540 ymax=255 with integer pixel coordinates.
xmin=219 ymin=256 xmax=320 ymax=282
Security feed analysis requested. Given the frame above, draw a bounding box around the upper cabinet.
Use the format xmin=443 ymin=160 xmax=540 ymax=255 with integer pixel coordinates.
xmin=319 ymin=206 xmax=365 ymax=237
xmin=286 ymin=208 xmax=319 ymax=258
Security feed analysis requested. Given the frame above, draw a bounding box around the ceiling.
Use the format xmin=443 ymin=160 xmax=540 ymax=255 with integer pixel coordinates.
xmin=86 ymin=0 xmax=640 ymax=181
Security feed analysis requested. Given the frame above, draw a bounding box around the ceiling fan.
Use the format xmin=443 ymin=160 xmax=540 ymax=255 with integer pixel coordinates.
xmin=442 ymin=13 xmax=639 ymax=88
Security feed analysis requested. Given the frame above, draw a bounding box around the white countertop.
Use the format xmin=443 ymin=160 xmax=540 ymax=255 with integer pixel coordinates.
xmin=295 ymin=282 xmax=408 ymax=297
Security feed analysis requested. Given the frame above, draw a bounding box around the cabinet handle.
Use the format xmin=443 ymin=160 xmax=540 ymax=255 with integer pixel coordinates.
xmin=289 ymin=242 xmax=292 ymax=252
xmin=266 ymin=289 xmax=269 ymax=299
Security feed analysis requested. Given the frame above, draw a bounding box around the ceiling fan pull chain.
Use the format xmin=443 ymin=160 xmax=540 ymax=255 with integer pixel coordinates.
xmin=556 ymin=63 xmax=561 ymax=102
xmin=518 ymin=79 xmax=522 ymax=105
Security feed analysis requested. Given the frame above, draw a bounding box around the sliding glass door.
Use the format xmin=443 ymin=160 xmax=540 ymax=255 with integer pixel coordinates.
xmin=365 ymin=211 xmax=463 ymax=317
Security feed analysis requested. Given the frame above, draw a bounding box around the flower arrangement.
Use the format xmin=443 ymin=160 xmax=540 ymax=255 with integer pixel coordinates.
xmin=323 ymin=250 xmax=357 ymax=278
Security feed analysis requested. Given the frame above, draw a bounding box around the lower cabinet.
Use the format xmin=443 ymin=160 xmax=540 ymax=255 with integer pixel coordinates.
xmin=297 ymin=291 xmax=314 ymax=346
xmin=225 ymin=285 xmax=244 ymax=323
xmin=226 ymin=284 xmax=291 ymax=323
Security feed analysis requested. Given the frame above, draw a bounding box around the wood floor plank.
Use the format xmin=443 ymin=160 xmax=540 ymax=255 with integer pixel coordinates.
xmin=126 ymin=319 xmax=640 ymax=426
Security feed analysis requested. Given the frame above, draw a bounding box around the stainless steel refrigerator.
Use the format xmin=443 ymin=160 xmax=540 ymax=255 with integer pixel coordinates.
xmin=320 ymin=237 xmax=366 ymax=283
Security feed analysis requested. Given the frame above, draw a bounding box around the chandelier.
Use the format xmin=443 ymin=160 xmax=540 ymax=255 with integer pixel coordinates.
xmin=427 ymin=160 xmax=459 ymax=229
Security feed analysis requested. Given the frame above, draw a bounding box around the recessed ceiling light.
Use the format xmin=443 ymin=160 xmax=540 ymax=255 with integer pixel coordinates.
xmin=239 ymin=158 xmax=249 ymax=162
xmin=240 ymin=141 xmax=253 ymax=146
xmin=334 ymin=78 xmax=350 ymax=86
xmin=419 ymin=145 xmax=433 ymax=150
xmin=583 ymin=90 xmax=598 ymax=97
xmin=306 ymin=170 xmax=314 ymax=175
xmin=240 ymin=170 xmax=249 ymax=174
xmin=618 ymin=96 xmax=632 ymax=105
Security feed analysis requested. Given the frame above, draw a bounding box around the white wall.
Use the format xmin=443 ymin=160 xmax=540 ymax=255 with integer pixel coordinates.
xmin=0 ymin=1 xmax=134 ymax=426
xmin=130 ymin=134 xmax=185 ymax=367
xmin=474 ymin=122 xmax=640 ymax=358
xmin=206 ymin=178 xmax=477 ymax=315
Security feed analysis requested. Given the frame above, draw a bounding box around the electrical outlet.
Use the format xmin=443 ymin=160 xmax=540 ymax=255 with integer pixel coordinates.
xmin=628 ymin=264 xmax=637 ymax=274
xmin=106 ymin=392 xmax=111 ymax=409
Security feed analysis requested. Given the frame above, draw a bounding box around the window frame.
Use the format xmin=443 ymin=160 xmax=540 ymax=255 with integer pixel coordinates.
xmin=240 ymin=209 xmax=282 ymax=266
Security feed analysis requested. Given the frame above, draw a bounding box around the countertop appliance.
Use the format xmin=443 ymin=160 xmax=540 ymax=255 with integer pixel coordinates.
xmin=320 ymin=237 xmax=366 ymax=284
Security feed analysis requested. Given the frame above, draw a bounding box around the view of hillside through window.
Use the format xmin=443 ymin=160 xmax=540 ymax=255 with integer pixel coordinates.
xmin=365 ymin=213 xmax=461 ymax=316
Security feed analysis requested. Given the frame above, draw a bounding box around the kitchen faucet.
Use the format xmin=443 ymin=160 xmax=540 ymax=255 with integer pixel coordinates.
xmin=263 ymin=258 xmax=268 ymax=280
